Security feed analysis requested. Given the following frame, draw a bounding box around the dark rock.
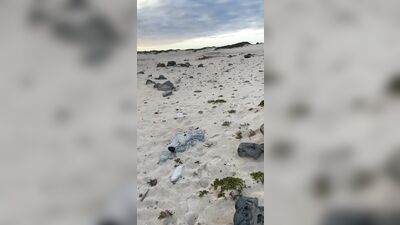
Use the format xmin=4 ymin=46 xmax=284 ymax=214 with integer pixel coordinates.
xmin=384 ymin=149 xmax=400 ymax=185
xmin=234 ymin=196 xmax=264 ymax=225
xmin=179 ymin=62 xmax=191 ymax=67
xmin=270 ymin=139 xmax=293 ymax=159
xmin=258 ymin=100 xmax=264 ymax=107
xmin=168 ymin=146 xmax=176 ymax=153
xmin=265 ymin=70 xmax=279 ymax=86
xmin=146 ymin=79 xmax=155 ymax=85
xmin=157 ymin=81 xmax=175 ymax=91
xmin=288 ymin=102 xmax=310 ymax=119
xmin=137 ymin=71 xmax=144 ymax=74
xmin=348 ymin=169 xmax=375 ymax=192
xmin=157 ymin=63 xmax=166 ymax=67
xmin=98 ymin=219 xmax=119 ymax=225
xmin=65 ymin=0 xmax=88 ymax=10
xmin=222 ymin=121 xmax=231 ymax=126
xmin=162 ymin=90 xmax=173 ymax=97
xmin=147 ymin=179 xmax=158 ymax=187
xmin=237 ymin=143 xmax=264 ymax=159
xmin=198 ymin=64 xmax=204 ymax=67
xmin=322 ymin=209 xmax=377 ymax=225
xmin=380 ymin=212 xmax=400 ymax=224
xmin=260 ymin=124 xmax=264 ymax=135
xmin=312 ymin=172 xmax=333 ymax=198
xmin=155 ymin=75 xmax=167 ymax=80
xmin=386 ymin=73 xmax=400 ymax=97
xmin=167 ymin=61 xmax=176 ymax=66
xmin=244 ymin=54 xmax=254 ymax=58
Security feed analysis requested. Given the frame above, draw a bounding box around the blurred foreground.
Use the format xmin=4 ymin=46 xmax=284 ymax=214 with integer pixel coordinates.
xmin=0 ymin=0 xmax=137 ymax=224
xmin=265 ymin=0 xmax=400 ymax=224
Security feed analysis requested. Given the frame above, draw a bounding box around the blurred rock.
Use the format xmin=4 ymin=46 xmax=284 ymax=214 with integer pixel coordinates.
xmin=384 ymin=149 xmax=400 ymax=185
xmin=322 ymin=209 xmax=377 ymax=225
xmin=269 ymin=139 xmax=294 ymax=159
xmin=386 ymin=73 xmax=400 ymax=97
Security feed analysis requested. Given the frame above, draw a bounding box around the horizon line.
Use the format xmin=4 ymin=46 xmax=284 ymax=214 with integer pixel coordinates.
xmin=137 ymin=41 xmax=264 ymax=53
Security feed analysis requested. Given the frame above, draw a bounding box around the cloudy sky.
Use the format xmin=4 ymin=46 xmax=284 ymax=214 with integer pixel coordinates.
xmin=137 ymin=0 xmax=264 ymax=50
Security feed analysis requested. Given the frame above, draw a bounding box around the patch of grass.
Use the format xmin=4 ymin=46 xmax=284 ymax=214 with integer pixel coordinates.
xmin=198 ymin=190 xmax=209 ymax=197
xmin=214 ymin=42 xmax=251 ymax=50
xmin=222 ymin=121 xmax=231 ymax=126
xmin=174 ymin=158 xmax=183 ymax=167
xmin=158 ymin=210 xmax=174 ymax=220
xmin=250 ymin=171 xmax=264 ymax=184
xmin=212 ymin=177 xmax=246 ymax=198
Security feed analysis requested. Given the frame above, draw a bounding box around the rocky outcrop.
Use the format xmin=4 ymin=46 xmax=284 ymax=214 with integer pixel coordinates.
xmin=234 ymin=196 xmax=264 ymax=225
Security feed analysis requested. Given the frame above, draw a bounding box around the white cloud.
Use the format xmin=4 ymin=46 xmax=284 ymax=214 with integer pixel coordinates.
xmin=137 ymin=0 xmax=160 ymax=10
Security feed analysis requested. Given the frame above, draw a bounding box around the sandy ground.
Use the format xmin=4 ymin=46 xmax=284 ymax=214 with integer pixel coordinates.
xmin=265 ymin=0 xmax=400 ymax=224
xmin=137 ymin=44 xmax=264 ymax=225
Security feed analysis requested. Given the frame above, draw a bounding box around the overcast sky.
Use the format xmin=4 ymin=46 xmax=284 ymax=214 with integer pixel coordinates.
xmin=137 ymin=0 xmax=264 ymax=50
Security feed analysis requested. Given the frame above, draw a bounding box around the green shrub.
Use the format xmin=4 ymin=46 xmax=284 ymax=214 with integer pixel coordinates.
xmin=250 ymin=171 xmax=264 ymax=184
xmin=198 ymin=190 xmax=209 ymax=197
xmin=158 ymin=210 xmax=174 ymax=220
xmin=212 ymin=177 xmax=246 ymax=198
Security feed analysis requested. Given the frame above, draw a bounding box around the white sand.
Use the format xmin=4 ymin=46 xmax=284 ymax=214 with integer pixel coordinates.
xmin=137 ymin=44 xmax=264 ymax=225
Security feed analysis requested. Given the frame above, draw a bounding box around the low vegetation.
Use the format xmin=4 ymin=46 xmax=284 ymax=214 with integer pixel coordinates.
xmin=158 ymin=210 xmax=174 ymax=220
xmin=215 ymin=41 xmax=251 ymax=50
xmin=198 ymin=190 xmax=209 ymax=197
xmin=212 ymin=177 xmax=246 ymax=198
xmin=250 ymin=171 xmax=264 ymax=184
xmin=174 ymin=158 xmax=183 ymax=167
